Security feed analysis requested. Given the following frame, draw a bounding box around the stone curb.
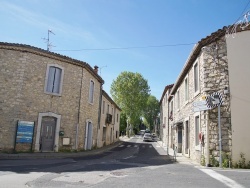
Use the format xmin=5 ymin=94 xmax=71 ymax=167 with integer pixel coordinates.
xmin=0 ymin=141 xmax=122 ymax=160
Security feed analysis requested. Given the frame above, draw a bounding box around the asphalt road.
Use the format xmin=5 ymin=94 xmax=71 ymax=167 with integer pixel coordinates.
xmin=0 ymin=136 xmax=249 ymax=188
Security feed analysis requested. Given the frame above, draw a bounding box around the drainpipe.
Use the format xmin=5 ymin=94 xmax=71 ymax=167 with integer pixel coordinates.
xmin=76 ymin=66 xmax=84 ymax=150
xmin=97 ymin=83 xmax=103 ymax=148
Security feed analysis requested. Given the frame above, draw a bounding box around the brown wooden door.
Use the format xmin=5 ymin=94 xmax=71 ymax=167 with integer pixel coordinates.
xmin=41 ymin=117 xmax=56 ymax=152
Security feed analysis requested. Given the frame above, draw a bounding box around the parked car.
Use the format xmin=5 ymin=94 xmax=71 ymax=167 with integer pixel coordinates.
xmin=151 ymin=133 xmax=158 ymax=142
xmin=143 ymin=133 xmax=152 ymax=142
xmin=139 ymin=130 xmax=146 ymax=136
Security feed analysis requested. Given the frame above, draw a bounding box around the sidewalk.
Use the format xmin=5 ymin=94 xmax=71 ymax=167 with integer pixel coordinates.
xmin=157 ymin=140 xmax=200 ymax=166
xmin=0 ymin=141 xmax=122 ymax=160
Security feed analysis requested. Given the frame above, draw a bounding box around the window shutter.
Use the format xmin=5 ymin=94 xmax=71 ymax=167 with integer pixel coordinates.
xmin=46 ymin=66 xmax=56 ymax=92
xmin=53 ymin=68 xmax=62 ymax=93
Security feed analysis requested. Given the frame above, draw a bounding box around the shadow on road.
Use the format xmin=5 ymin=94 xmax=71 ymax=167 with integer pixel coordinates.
xmin=0 ymin=140 xmax=175 ymax=174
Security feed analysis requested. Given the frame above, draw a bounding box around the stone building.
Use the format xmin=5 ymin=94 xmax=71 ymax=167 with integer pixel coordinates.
xmin=160 ymin=25 xmax=250 ymax=165
xmin=159 ymin=84 xmax=173 ymax=148
xmin=0 ymin=42 xmax=105 ymax=152
xmin=97 ymin=90 xmax=121 ymax=148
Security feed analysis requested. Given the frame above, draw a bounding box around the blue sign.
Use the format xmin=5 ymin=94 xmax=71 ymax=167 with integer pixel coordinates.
xmin=16 ymin=121 xmax=34 ymax=143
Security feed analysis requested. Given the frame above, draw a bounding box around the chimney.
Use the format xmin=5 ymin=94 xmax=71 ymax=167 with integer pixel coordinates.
xmin=94 ymin=65 xmax=99 ymax=74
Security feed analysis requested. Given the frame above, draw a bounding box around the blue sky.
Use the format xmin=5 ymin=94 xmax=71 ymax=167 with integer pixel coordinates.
xmin=1 ymin=0 xmax=249 ymax=100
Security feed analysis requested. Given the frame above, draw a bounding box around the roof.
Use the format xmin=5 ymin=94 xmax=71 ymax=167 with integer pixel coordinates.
xmin=0 ymin=42 xmax=104 ymax=84
xmin=169 ymin=24 xmax=250 ymax=96
xmin=159 ymin=84 xmax=174 ymax=104
xmin=102 ymin=90 xmax=122 ymax=111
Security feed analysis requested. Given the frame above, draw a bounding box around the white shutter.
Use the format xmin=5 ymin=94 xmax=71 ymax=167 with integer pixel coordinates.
xmin=46 ymin=67 xmax=56 ymax=92
xmin=53 ymin=68 xmax=62 ymax=93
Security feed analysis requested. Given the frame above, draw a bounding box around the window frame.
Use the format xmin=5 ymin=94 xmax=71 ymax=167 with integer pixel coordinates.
xmin=184 ymin=75 xmax=189 ymax=104
xmin=102 ymin=100 xmax=105 ymax=114
xmin=193 ymin=61 xmax=200 ymax=96
xmin=89 ymin=79 xmax=95 ymax=104
xmin=176 ymin=89 xmax=180 ymax=111
xmin=44 ymin=64 xmax=64 ymax=96
xmin=194 ymin=112 xmax=200 ymax=150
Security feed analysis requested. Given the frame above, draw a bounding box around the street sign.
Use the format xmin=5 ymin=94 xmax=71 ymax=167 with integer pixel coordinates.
xmin=192 ymin=100 xmax=207 ymax=107
xmin=206 ymin=92 xmax=223 ymax=108
xmin=192 ymin=105 xmax=211 ymax=112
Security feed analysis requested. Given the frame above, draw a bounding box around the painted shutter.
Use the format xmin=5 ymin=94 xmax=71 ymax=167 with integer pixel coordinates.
xmin=53 ymin=68 xmax=62 ymax=94
xmin=46 ymin=66 xmax=56 ymax=93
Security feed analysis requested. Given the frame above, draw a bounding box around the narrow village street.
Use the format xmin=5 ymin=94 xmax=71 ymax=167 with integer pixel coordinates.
xmin=0 ymin=136 xmax=249 ymax=188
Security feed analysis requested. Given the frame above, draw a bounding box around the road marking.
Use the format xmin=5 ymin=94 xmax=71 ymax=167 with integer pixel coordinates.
xmin=127 ymin=145 xmax=131 ymax=147
xmin=123 ymin=156 xmax=134 ymax=159
xmin=149 ymin=145 xmax=152 ymax=148
xmin=200 ymin=168 xmax=245 ymax=188
xmin=134 ymin=145 xmax=138 ymax=147
xmin=119 ymin=145 xmax=124 ymax=147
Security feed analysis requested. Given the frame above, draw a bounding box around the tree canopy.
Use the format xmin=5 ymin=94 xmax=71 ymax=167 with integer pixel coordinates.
xmin=110 ymin=71 xmax=150 ymax=125
xmin=143 ymin=95 xmax=160 ymax=131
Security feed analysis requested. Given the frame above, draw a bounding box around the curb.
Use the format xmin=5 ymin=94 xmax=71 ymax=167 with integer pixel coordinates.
xmin=0 ymin=141 xmax=122 ymax=160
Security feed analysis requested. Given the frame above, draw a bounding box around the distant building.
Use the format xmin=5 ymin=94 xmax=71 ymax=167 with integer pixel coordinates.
xmin=97 ymin=90 xmax=121 ymax=148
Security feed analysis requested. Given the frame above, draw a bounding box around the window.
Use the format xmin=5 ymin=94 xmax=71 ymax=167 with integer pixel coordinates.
xmin=177 ymin=90 xmax=180 ymax=110
xmin=169 ymin=100 xmax=173 ymax=121
xmin=45 ymin=65 xmax=64 ymax=95
xmin=117 ymin=113 xmax=119 ymax=122
xmin=195 ymin=115 xmax=200 ymax=146
xmin=102 ymin=101 xmax=105 ymax=114
xmin=194 ymin=62 xmax=199 ymax=93
xmin=107 ymin=104 xmax=109 ymax=114
xmin=89 ymin=80 xmax=94 ymax=103
xmin=185 ymin=76 xmax=189 ymax=102
xmin=164 ymin=117 xmax=166 ymax=128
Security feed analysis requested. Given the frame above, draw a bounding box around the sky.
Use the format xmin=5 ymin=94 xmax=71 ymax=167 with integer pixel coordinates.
xmin=1 ymin=0 xmax=249 ymax=100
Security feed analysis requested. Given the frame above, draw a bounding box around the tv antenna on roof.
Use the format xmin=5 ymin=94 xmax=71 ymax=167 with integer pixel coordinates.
xmin=42 ymin=29 xmax=55 ymax=51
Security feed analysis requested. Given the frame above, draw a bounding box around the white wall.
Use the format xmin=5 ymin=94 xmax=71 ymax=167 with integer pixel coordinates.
xmin=226 ymin=30 xmax=250 ymax=162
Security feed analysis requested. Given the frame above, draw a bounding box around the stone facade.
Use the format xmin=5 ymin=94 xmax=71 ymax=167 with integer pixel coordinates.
xmin=0 ymin=43 xmax=104 ymax=152
xmin=97 ymin=90 xmax=121 ymax=148
xmin=160 ymin=31 xmax=232 ymax=165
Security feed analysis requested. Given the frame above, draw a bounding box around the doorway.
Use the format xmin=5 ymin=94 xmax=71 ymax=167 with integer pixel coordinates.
xmin=177 ymin=124 xmax=183 ymax=153
xmin=85 ymin=121 xmax=93 ymax=150
xmin=41 ymin=116 xmax=56 ymax=152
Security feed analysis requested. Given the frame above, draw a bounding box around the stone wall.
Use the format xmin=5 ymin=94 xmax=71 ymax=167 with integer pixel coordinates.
xmin=0 ymin=44 xmax=102 ymax=152
xmin=168 ymin=37 xmax=231 ymax=164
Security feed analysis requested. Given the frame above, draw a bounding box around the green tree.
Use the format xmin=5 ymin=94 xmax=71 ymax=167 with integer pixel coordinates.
xmin=119 ymin=112 xmax=127 ymax=135
xmin=143 ymin=95 xmax=160 ymax=132
xmin=110 ymin=71 xmax=150 ymax=128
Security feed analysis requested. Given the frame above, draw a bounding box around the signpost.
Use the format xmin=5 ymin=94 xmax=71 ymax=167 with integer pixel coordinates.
xmin=14 ymin=120 xmax=35 ymax=152
xmin=192 ymin=98 xmax=211 ymax=112
xmin=206 ymin=92 xmax=223 ymax=168
xmin=16 ymin=121 xmax=35 ymax=143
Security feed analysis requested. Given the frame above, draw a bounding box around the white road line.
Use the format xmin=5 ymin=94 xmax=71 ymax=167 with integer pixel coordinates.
xmin=123 ymin=156 xmax=133 ymax=159
xmin=134 ymin=145 xmax=138 ymax=147
xmin=119 ymin=145 xmax=124 ymax=147
xmin=149 ymin=145 xmax=152 ymax=148
xmin=200 ymin=168 xmax=245 ymax=188
xmin=127 ymin=145 xmax=131 ymax=147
